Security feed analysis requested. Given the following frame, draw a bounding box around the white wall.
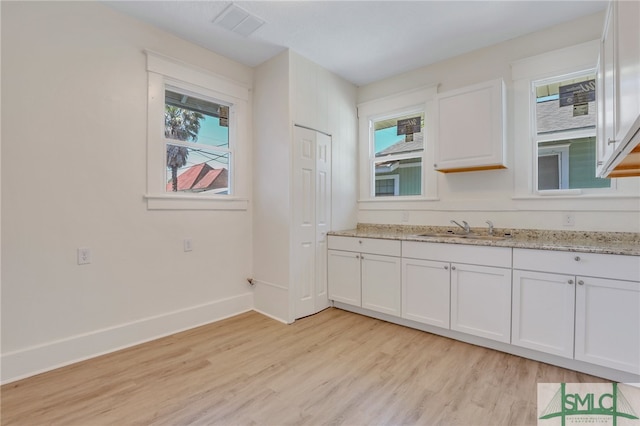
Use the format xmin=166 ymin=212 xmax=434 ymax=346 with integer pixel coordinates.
xmin=252 ymin=51 xmax=357 ymax=323
xmin=1 ymin=1 xmax=254 ymax=383
xmin=252 ymin=51 xmax=292 ymax=322
xmin=356 ymin=11 xmax=640 ymax=232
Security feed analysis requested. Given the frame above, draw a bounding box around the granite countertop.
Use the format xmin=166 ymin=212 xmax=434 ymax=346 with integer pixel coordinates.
xmin=328 ymin=224 xmax=640 ymax=256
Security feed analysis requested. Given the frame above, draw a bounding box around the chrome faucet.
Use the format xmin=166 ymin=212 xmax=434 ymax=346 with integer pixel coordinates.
xmin=486 ymin=220 xmax=494 ymax=236
xmin=451 ymin=220 xmax=470 ymax=234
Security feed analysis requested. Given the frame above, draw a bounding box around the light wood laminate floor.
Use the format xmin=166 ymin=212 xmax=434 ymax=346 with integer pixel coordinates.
xmin=1 ymin=308 xmax=606 ymax=425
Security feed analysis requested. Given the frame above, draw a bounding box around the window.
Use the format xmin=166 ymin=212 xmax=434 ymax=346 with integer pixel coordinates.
xmin=357 ymin=85 xmax=437 ymax=202
xmin=164 ymin=88 xmax=232 ymax=194
xmin=370 ymin=111 xmax=424 ymax=197
xmin=145 ymin=51 xmax=249 ymax=210
xmin=533 ymin=71 xmax=610 ymax=192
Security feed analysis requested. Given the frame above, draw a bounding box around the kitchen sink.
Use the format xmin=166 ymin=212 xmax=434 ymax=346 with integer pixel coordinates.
xmin=463 ymin=234 xmax=509 ymax=241
xmin=415 ymin=232 xmax=508 ymax=241
xmin=415 ymin=232 xmax=463 ymax=238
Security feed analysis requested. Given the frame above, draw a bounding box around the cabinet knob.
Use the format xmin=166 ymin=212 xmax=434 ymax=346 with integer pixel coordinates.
xmin=359 ymin=240 xmax=362 ymax=244
xmin=568 ymin=279 xmax=574 ymax=285
xmin=607 ymin=138 xmax=616 ymax=145
xmin=451 ymin=266 xmax=456 ymax=271
xmin=574 ymin=256 xmax=581 ymax=261
xmin=356 ymin=254 xmax=360 ymax=259
xmin=433 ymin=164 xmax=437 ymax=168
xmin=578 ymin=280 xmax=585 ymax=286
xmin=444 ymin=265 xmax=449 ymax=270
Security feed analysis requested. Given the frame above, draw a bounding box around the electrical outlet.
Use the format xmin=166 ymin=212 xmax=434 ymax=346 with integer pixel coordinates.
xmin=77 ymin=248 xmax=91 ymax=265
xmin=563 ymin=213 xmax=575 ymax=227
xmin=184 ymin=239 xmax=193 ymax=252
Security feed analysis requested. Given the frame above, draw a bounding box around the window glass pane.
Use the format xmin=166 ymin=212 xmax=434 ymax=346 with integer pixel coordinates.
xmin=166 ymin=144 xmax=230 ymax=194
xmin=534 ymin=74 xmax=610 ymax=190
xmin=165 ymin=89 xmax=229 ymax=149
xmin=372 ymin=112 xmax=424 ymax=197
xmin=374 ymin=113 xmax=424 ymax=156
xmin=164 ymin=88 xmax=232 ymax=194
xmin=374 ymin=158 xmax=422 ymax=196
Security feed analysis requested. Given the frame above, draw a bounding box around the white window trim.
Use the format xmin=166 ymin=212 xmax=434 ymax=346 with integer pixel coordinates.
xmin=145 ymin=50 xmax=249 ymax=210
xmin=357 ymin=85 xmax=439 ymax=204
xmin=511 ymin=40 xmax=621 ymax=199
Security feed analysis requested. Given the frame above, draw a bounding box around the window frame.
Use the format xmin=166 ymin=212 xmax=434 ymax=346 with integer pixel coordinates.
xmin=511 ymin=40 xmax=624 ymax=199
xmin=145 ymin=50 xmax=249 ymax=210
xmin=357 ymin=85 xmax=439 ymax=204
xmin=531 ymin=70 xmax=610 ymax=195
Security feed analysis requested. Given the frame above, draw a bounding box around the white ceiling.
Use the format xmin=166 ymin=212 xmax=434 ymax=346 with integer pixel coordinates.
xmin=104 ymin=0 xmax=608 ymax=86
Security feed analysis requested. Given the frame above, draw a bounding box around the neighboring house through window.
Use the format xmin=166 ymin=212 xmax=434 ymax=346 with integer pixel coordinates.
xmin=372 ymin=112 xmax=424 ymax=197
xmin=533 ymin=72 xmax=610 ymax=191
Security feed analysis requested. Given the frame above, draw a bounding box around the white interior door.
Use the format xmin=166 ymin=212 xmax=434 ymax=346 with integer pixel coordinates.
xmin=293 ymin=125 xmax=331 ymax=319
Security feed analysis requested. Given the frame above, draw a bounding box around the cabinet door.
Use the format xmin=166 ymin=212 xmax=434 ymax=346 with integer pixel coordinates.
xmin=402 ymin=258 xmax=450 ymax=328
xmin=512 ymin=270 xmax=575 ymax=358
xmin=327 ymin=250 xmax=361 ymax=306
xmin=451 ymin=263 xmax=511 ymax=343
xmin=615 ymin=0 xmax=640 ymax=145
xmin=434 ymin=78 xmax=506 ymax=172
xmin=575 ymin=277 xmax=640 ymax=374
xmin=361 ymin=253 xmax=402 ymax=316
xmin=598 ymin=2 xmax=617 ymax=173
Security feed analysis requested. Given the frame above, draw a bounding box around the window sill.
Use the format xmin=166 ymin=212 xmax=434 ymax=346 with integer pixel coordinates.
xmin=512 ymin=192 xmax=638 ymax=200
xmin=145 ymin=194 xmax=249 ymax=211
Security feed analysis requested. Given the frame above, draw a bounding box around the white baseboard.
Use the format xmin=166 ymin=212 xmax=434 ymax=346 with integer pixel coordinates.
xmin=252 ymin=279 xmax=292 ymax=323
xmin=1 ymin=292 xmax=253 ymax=384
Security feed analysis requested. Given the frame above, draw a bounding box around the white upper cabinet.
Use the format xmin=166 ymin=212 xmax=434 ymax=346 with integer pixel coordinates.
xmin=433 ymin=78 xmax=507 ymax=172
xmin=597 ymin=0 xmax=640 ymax=177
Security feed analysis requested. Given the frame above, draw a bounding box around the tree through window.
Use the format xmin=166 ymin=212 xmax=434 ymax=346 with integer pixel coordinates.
xmin=164 ymin=88 xmax=232 ymax=194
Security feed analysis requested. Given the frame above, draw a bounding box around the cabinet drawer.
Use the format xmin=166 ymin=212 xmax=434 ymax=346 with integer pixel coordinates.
xmin=328 ymin=235 xmax=401 ymax=257
xmin=513 ymin=249 xmax=640 ymax=282
xmin=402 ymin=241 xmax=511 ymax=268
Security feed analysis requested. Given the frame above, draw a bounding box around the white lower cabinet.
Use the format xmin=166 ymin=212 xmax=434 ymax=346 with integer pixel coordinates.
xmin=402 ymin=258 xmax=450 ymax=328
xmin=361 ymin=254 xmax=401 ymax=316
xmin=450 ymin=263 xmax=511 ymax=343
xmin=328 ymin=236 xmax=401 ymax=316
xmin=327 ymin=249 xmax=361 ymax=306
xmin=402 ymin=241 xmax=512 ymax=342
xmin=575 ymin=276 xmax=640 ymax=374
xmin=328 ymin=235 xmax=640 ymax=380
xmin=513 ymin=248 xmax=640 ymax=375
xmin=512 ymin=270 xmax=576 ymax=358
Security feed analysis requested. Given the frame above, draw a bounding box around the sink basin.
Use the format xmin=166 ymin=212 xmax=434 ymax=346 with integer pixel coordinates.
xmin=415 ymin=232 xmax=508 ymax=241
xmin=463 ymin=235 xmax=509 ymax=241
xmin=415 ymin=232 xmax=465 ymax=238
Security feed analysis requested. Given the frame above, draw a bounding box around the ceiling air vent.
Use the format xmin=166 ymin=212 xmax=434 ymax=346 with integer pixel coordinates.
xmin=213 ymin=3 xmax=265 ymax=37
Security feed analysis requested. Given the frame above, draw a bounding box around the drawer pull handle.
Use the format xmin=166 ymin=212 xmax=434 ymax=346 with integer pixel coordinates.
xmin=574 ymin=256 xmax=581 ymax=261
xmin=578 ymin=280 xmax=584 ymax=286
xmin=607 ymin=138 xmax=616 ymax=145
xmin=568 ymin=279 xmax=574 ymax=285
